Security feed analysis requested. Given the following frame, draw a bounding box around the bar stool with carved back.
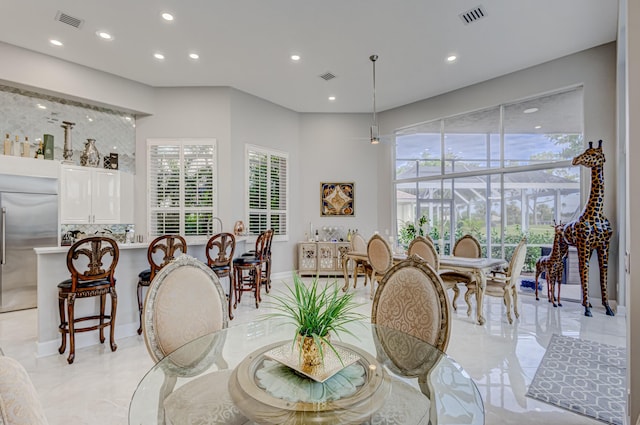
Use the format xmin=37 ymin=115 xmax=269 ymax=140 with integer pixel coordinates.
xmin=232 ymin=230 xmax=270 ymax=309
xmin=206 ymin=232 xmax=236 ymax=320
xmin=136 ymin=235 xmax=187 ymax=334
xmin=57 ymin=236 xmax=119 ymax=364
xmin=241 ymin=228 xmax=274 ymax=293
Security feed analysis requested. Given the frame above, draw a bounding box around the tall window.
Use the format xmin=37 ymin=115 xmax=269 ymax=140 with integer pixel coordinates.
xmin=246 ymin=145 xmax=288 ymax=240
xmin=147 ymin=139 xmax=217 ymax=239
xmin=395 ymin=88 xmax=583 ymax=271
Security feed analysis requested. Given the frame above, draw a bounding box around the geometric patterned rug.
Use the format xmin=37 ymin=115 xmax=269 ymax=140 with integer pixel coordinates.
xmin=526 ymin=334 xmax=626 ymax=425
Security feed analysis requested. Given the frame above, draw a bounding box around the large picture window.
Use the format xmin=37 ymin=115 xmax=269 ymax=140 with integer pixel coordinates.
xmin=147 ymin=139 xmax=217 ymax=239
xmin=395 ymin=88 xmax=583 ymax=272
xmin=246 ymin=145 xmax=288 ymax=240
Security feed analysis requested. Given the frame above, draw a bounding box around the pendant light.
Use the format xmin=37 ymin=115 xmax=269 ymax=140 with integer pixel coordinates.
xmin=369 ymin=54 xmax=380 ymax=145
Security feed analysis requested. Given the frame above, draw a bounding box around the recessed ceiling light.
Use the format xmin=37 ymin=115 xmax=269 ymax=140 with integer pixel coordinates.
xmin=534 ymin=125 xmax=542 ymax=129
xmin=162 ymin=12 xmax=174 ymax=21
xmin=189 ymin=53 xmax=199 ymax=60
xmin=447 ymin=55 xmax=457 ymax=62
xmin=36 ymin=104 xmax=47 ymax=109
xmin=291 ymin=54 xmax=301 ymax=61
xmin=49 ymin=39 xmax=63 ymax=47
xmin=328 ymin=96 xmax=336 ymax=101
xmin=154 ymin=53 xmax=165 ymax=60
xmin=523 ymin=107 xmax=539 ymax=114
xmin=96 ymin=31 xmax=113 ymax=40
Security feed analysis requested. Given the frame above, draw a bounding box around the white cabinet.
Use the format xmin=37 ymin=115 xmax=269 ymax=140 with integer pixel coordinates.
xmin=297 ymin=242 xmax=352 ymax=276
xmin=60 ymin=165 xmax=120 ymax=224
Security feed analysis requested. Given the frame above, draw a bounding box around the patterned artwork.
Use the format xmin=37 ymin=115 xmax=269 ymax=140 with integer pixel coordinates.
xmin=320 ymin=182 xmax=355 ymax=216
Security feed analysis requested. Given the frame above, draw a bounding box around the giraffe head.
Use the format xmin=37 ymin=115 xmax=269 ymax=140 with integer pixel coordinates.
xmin=572 ymin=140 xmax=605 ymax=168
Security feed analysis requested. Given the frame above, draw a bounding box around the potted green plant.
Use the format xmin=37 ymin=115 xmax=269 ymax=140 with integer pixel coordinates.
xmin=265 ymin=273 xmax=365 ymax=369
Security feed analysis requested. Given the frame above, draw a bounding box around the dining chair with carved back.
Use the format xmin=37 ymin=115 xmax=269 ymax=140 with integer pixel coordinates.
xmin=438 ymin=234 xmax=482 ymax=312
xmin=367 ymin=233 xmax=394 ymax=300
xmin=407 ymin=236 xmax=439 ymax=270
xmin=57 ymin=236 xmax=119 ymax=364
xmin=206 ymin=232 xmax=236 ymax=320
xmin=466 ymin=237 xmax=528 ymax=324
xmin=141 ymin=254 xmax=245 ymax=425
xmin=136 ymin=235 xmax=187 ymax=335
xmin=349 ymin=232 xmax=371 ymax=288
xmin=371 ymin=254 xmax=451 ymax=403
xmin=0 ymin=356 xmax=50 ymax=425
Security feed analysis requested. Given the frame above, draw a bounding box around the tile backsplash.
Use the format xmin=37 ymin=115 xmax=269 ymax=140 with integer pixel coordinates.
xmin=61 ymin=224 xmax=134 ymax=246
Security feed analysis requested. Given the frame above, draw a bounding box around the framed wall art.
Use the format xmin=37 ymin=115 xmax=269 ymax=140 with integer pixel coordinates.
xmin=320 ymin=182 xmax=355 ymax=216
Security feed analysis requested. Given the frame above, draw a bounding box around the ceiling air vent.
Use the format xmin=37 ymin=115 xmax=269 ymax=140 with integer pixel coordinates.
xmin=55 ymin=11 xmax=84 ymax=29
xmin=459 ymin=5 xmax=487 ymax=25
xmin=319 ymin=72 xmax=336 ymax=81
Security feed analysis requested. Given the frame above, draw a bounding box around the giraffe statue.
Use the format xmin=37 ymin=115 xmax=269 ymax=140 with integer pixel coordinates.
xmin=535 ymin=221 xmax=568 ymax=307
xmin=563 ymin=140 xmax=614 ymax=317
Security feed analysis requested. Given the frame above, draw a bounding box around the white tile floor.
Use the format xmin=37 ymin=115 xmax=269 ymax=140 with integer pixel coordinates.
xmin=0 ymin=278 xmax=626 ymax=425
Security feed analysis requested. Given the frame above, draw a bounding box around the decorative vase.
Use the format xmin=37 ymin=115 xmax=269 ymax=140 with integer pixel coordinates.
xmin=297 ymin=333 xmax=329 ymax=369
xmin=80 ymin=138 xmax=100 ymax=167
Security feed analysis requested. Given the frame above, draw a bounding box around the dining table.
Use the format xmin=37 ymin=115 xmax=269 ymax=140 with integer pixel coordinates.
xmin=439 ymin=256 xmax=507 ymax=325
xmin=129 ymin=319 xmax=484 ymax=425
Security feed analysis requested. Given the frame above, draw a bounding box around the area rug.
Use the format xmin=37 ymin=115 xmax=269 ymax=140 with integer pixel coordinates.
xmin=526 ymin=334 xmax=625 ymax=425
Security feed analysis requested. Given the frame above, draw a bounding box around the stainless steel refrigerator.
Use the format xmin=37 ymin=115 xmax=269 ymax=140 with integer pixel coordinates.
xmin=0 ymin=174 xmax=58 ymax=313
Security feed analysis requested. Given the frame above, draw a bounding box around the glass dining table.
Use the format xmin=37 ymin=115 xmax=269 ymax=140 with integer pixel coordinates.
xmin=129 ymin=320 xmax=484 ymax=425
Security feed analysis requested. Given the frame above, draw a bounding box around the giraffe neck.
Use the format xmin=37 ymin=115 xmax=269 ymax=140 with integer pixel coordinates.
xmin=582 ymin=164 xmax=605 ymax=217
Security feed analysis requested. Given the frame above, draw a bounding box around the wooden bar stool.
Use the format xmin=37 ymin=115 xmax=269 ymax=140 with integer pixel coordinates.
xmin=206 ymin=232 xmax=236 ymax=320
xmin=136 ymin=235 xmax=187 ymax=334
xmin=57 ymin=236 xmax=119 ymax=364
xmin=232 ymin=230 xmax=270 ymax=309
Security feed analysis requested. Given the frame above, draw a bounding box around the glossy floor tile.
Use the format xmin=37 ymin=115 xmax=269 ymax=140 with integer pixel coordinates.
xmin=0 ymin=278 xmax=626 ymax=425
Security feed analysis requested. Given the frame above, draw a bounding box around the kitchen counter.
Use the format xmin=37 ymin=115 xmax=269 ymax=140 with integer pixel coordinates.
xmin=33 ymin=239 xmax=246 ymax=358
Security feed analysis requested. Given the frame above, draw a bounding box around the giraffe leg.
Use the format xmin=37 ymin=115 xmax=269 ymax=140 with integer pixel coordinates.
xmin=597 ymin=242 xmax=615 ymax=316
xmin=535 ymin=265 xmax=541 ymax=301
xmin=576 ymin=243 xmax=592 ymax=317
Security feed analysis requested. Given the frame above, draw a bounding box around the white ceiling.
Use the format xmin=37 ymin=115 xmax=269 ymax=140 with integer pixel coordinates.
xmin=0 ymin=0 xmax=618 ymax=113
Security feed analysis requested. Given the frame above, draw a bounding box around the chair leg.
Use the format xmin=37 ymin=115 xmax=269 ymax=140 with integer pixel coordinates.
xmin=451 ymin=285 xmax=460 ymax=311
xmin=109 ymin=288 xmax=118 ymax=352
xmin=504 ymin=289 xmax=513 ymax=324
xmin=99 ymin=294 xmax=106 ymax=343
xmin=254 ymin=265 xmax=261 ymax=308
xmin=58 ymin=295 xmax=67 ymax=355
xmin=512 ymin=285 xmax=520 ymax=319
xmin=228 ymin=272 xmax=234 ymax=320
xmin=137 ymin=281 xmax=144 ymax=335
xmin=236 ymin=269 xmax=244 ymax=305
xmin=67 ymin=295 xmax=76 ymax=364
xmin=464 ymin=288 xmax=474 ymax=317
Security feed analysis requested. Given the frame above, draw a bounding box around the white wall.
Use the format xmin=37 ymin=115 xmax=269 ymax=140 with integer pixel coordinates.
xmin=229 ymin=88 xmax=300 ymax=274
xmin=626 ymin=0 xmax=639 ymax=422
xmin=298 ymin=113 xmax=380 ymax=241
xmin=378 ymin=43 xmax=619 ymax=304
xmin=134 ymin=87 xmax=232 ymax=239
xmin=0 ymin=42 xmax=154 ymax=114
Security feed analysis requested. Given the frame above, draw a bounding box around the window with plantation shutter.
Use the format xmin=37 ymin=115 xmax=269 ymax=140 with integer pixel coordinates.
xmin=147 ymin=139 xmax=217 ymax=240
xmin=246 ymin=145 xmax=288 ymax=240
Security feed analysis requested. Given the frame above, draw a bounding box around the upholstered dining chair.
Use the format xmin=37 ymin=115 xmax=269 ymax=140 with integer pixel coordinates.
xmin=349 ymin=232 xmax=370 ymax=288
xmin=137 ymin=235 xmax=187 ymax=334
xmin=408 ymin=236 xmax=439 ymax=270
xmin=439 ymin=234 xmax=482 ymax=311
xmin=142 ymin=254 xmax=244 ymax=425
xmin=57 ymin=236 xmax=119 ymax=364
xmin=206 ymin=232 xmax=236 ymax=320
xmin=0 ymin=356 xmax=49 ymax=425
xmin=367 ymin=233 xmax=394 ymax=300
xmin=466 ymin=237 xmax=528 ymax=324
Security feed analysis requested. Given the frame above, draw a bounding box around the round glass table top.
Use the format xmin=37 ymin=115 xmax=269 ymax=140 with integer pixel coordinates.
xmin=129 ymin=320 xmax=484 ymax=425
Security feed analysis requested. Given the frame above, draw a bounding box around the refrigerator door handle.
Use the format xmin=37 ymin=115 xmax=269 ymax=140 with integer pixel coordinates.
xmin=1 ymin=207 xmax=5 ymax=265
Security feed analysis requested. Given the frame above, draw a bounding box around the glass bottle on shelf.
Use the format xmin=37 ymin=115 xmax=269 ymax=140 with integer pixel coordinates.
xmin=22 ymin=136 xmax=30 ymax=158
xmin=13 ymin=136 xmax=21 ymax=157
xmin=35 ymin=139 xmax=44 ymax=159
xmin=3 ymin=133 xmax=10 ymax=155
xmin=314 ymin=229 xmax=319 ymax=242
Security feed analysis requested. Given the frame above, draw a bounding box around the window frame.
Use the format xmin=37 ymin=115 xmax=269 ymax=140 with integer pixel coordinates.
xmin=245 ymin=144 xmax=289 ymax=242
xmin=147 ymin=138 xmax=218 ymax=242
